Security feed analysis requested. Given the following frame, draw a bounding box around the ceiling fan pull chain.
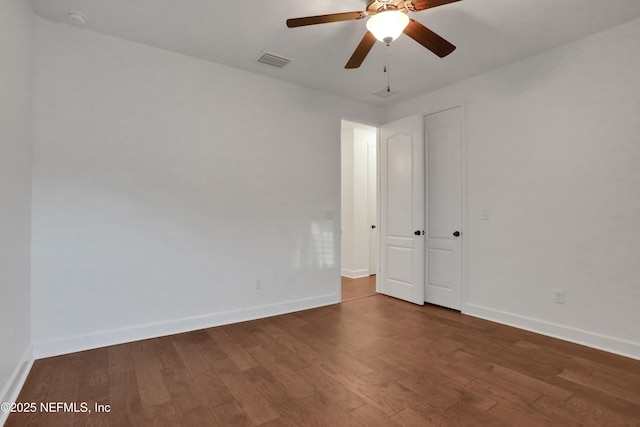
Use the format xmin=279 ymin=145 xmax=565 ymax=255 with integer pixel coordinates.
xmin=386 ymin=49 xmax=391 ymax=92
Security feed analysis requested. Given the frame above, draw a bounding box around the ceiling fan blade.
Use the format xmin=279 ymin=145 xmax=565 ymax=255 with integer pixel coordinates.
xmin=410 ymin=0 xmax=462 ymax=12
xmin=286 ymin=11 xmax=366 ymax=28
xmin=403 ymin=19 xmax=456 ymax=58
xmin=345 ymin=31 xmax=377 ymax=69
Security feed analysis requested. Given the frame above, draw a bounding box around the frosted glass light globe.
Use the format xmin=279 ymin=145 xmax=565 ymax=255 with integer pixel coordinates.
xmin=366 ymin=10 xmax=410 ymax=44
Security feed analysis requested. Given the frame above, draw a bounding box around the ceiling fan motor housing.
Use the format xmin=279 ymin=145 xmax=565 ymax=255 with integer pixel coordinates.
xmin=366 ymin=0 xmax=411 ymax=15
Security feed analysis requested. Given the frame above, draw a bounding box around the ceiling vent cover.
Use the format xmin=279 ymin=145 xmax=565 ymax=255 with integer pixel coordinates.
xmin=258 ymin=53 xmax=291 ymax=68
xmin=373 ymin=87 xmax=398 ymax=98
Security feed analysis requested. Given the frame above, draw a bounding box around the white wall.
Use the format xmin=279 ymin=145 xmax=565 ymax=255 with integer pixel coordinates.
xmin=341 ymin=127 xmax=376 ymax=278
xmin=32 ymin=18 xmax=382 ymax=358
xmin=0 ymin=0 xmax=34 ymax=418
xmin=388 ymin=18 xmax=640 ymax=358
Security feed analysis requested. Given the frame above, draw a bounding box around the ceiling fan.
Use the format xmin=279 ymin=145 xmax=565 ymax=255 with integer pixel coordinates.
xmin=286 ymin=0 xmax=461 ymax=69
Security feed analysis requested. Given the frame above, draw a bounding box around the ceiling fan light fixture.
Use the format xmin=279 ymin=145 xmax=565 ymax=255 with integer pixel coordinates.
xmin=366 ymin=10 xmax=409 ymax=44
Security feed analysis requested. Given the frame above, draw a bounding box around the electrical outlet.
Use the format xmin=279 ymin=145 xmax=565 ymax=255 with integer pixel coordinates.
xmin=554 ymin=290 xmax=565 ymax=304
xmin=10 ymin=322 xmax=16 ymax=343
xmin=255 ymin=279 xmax=262 ymax=290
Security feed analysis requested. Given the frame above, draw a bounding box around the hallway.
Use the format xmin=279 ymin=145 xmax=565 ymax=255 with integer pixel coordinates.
xmin=341 ymin=275 xmax=377 ymax=301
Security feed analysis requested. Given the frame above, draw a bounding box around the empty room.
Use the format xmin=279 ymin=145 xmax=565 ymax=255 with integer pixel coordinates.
xmin=2 ymin=0 xmax=640 ymax=425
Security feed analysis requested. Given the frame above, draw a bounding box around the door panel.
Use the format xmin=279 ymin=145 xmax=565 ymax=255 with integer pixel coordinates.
xmin=387 ymin=135 xmax=413 ymax=237
xmin=428 ymin=128 xmax=454 ymax=239
xmin=427 ymin=248 xmax=453 ymax=288
xmin=387 ymin=246 xmax=413 ymax=283
xmin=380 ymin=115 xmax=424 ymax=305
xmin=425 ymin=107 xmax=463 ymax=310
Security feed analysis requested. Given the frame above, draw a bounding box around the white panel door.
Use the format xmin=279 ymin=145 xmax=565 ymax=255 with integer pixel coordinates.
xmin=424 ymin=107 xmax=463 ymax=310
xmin=368 ymin=141 xmax=379 ymax=275
xmin=379 ymin=115 xmax=425 ymax=305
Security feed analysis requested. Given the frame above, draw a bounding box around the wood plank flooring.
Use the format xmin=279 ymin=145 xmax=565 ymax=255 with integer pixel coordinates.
xmin=341 ymin=275 xmax=377 ymax=301
xmin=7 ymin=295 xmax=640 ymax=426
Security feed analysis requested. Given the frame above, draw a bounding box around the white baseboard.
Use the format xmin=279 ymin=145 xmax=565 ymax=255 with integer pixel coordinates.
xmin=464 ymin=303 xmax=640 ymax=361
xmin=0 ymin=345 xmax=34 ymax=426
xmin=33 ymin=293 xmax=340 ymax=359
xmin=341 ymin=268 xmax=370 ymax=279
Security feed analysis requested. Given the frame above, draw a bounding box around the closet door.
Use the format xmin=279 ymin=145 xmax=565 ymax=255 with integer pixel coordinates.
xmin=379 ymin=115 xmax=425 ymax=305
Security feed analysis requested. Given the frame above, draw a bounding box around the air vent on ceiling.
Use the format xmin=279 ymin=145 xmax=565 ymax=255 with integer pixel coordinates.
xmin=373 ymin=87 xmax=398 ymax=98
xmin=257 ymin=53 xmax=291 ymax=68
xmin=67 ymin=11 xmax=87 ymax=27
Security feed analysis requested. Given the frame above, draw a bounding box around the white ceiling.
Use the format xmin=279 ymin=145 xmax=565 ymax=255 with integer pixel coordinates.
xmin=31 ymin=0 xmax=640 ymax=106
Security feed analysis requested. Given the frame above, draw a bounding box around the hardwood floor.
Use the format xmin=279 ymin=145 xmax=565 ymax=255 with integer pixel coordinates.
xmin=341 ymin=275 xmax=377 ymax=301
xmin=7 ymin=295 xmax=640 ymax=426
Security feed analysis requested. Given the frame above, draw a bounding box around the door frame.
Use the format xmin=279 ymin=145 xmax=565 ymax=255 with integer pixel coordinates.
xmin=339 ymin=118 xmax=380 ymax=290
xmin=341 ymin=102 xmax=467 ymax=308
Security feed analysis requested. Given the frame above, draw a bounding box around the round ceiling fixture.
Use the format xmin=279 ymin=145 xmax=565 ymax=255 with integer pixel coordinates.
xmin=366 ymin=10 xmax=409 ymax=44
xmin=67 ymin=12 xmax=87 ymax=27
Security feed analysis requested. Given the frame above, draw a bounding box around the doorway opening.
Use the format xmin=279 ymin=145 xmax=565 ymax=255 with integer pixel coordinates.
xmin=340 ymin=119 xmax=378 ymax=301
